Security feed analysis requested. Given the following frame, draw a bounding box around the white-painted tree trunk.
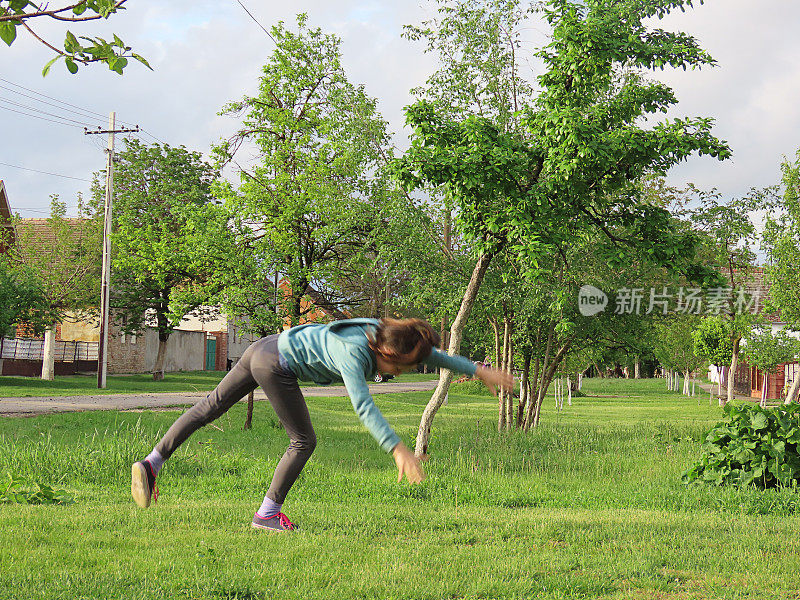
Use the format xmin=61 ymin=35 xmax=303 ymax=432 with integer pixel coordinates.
xmin=567 ymin=376 xmax=572 ymax=406
xmin=554 ymin=376 xmax=559 ymax=410
xmin=41 ymin=326 xmax=56 ymax=381
xmin=760 ymin=373 xmax=768 ymax=408
xmin=726 ymin=338 xmax=740 ymax=407
xmin=784 ymin=372 xmax=800 ymax=405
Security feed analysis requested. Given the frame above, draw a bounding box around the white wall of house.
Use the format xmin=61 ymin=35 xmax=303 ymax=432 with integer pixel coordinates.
xmin=144 ymin=328 xmax=205 ymax=372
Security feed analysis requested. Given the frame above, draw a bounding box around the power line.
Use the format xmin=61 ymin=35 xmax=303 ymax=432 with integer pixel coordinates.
xmin=0 ymin=76 xmax=139 ymax=129
xmin=0 ymin=78 xmax=171 ymax=163
xmin=0 ymin=104 xmax=85 ymax=129
xmin=139 ymin=128 xmax=167 ymax=145
xmin=0 ymin=96 xmax=97 ymax=127
xmin=0 ymin=160 xmax=92 ymax=182
xmin=0 ymin=83 xmax=106 ymax=126
xmin=235 ymin=0 xmax=277 ymax=44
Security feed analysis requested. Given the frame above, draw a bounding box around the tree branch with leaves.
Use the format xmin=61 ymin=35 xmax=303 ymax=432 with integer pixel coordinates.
xmin=0 ymin=0 xmax=150 ymax=75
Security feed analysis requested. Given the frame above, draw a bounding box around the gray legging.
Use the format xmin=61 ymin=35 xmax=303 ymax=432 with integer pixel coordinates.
xmin=154 ymin=334 xmax=316 ymax=504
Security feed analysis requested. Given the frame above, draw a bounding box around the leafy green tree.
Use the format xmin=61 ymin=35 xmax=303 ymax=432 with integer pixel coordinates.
xmin=0 ymin=254 xmax=53 ymax=339
xmin=692 ymin=315 xmax=734 ymax=398
xmin=742 ymin=326 xmax=800 ymax=407
xmin=397 ymin=0 xmax=547 ymax=452
xmin=762 ymin=148 xmax=800 ymax=404
xmin=689 ymin=186 xmax=763 ymax=406
xmin=107 ymin=139 xmax=226 ymax=380
xmin=396 ymin=0 xmax=730 ymax=454
xmin=213 ymin=14 xmax=395 ymax=327
xmin=11 ymin=195 xmax=101 ymax=379
xmin=0 ymin=0 xmax=150 ymax=75
xmin=653 ymin=314 xmax=704 ymax=396
xmin=403 ymin=0 xmax=534 ymax=132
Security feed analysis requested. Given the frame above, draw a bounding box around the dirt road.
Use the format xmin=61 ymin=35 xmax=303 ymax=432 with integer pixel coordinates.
xmin=0 ymin=380 xmax=439 ymax=417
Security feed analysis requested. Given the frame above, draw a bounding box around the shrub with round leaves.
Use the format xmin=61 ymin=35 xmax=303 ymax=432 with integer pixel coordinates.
xmin=683 ymin=403 xmax=800 ymax=488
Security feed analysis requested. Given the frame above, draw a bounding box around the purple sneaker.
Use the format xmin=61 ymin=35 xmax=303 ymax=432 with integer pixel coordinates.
xmin=251 ymin=512 xmax=296 ymax=532
xmin=131 ymin=460 xmax=158 ymax=508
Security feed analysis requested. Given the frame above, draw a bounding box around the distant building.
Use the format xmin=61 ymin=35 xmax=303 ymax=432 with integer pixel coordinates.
xmin=2 ymin=213 xmax=207 ymax=376
xmin=0 ymin=180 xmax=14 ymax=253
xmin=731 ymin=267 xmax=800 ymax=401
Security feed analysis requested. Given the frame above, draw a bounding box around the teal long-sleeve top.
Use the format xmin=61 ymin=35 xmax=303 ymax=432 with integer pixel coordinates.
xmin=277 ymin=318 xmax=477 ymax=452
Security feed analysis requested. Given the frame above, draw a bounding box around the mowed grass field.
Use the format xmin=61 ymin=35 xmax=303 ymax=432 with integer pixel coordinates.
xmin=2 ymin=378 xmax=800 ymax=599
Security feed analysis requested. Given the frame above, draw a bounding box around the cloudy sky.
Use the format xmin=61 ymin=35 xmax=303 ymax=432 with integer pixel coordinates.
xmin=1 ymin=0 xmax=799 ymax=219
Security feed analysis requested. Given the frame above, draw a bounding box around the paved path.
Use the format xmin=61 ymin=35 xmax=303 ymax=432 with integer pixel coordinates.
xmin=0 ymin=380 xmax=439 ymax=417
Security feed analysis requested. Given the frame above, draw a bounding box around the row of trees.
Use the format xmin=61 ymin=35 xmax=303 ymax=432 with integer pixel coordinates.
xmin=4 ymin=0 xmax=799 ymax=456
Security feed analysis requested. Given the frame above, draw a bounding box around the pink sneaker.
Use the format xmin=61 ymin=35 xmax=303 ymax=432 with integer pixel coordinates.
xmin=251 ymin=512 xmax=296 ymax=532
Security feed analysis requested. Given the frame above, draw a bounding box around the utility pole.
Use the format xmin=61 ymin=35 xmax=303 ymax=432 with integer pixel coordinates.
xmin=85 ymin=113 xmax=139 ymax=388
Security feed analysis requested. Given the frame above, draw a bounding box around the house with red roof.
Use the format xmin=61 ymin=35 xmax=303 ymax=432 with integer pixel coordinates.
xmin=731 ymin=267 xmax=800 ymax=401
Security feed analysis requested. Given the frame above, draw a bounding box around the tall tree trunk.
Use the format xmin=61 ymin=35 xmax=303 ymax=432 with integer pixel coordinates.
xmin=593 ymin=361 xmax=604 ymax=378
xmin=524 ymin=325 xmax=553 ymax=430
xmin=634 ymin=357 xmax=641 ymax=379
xmin=534 ymin=369 xmax=556 ymax=427
xmin=760 ymin=373 xmax=768 ymax=408
xmin=567 ymin=376 xmax=572 ymax=406
xmin=724 ymin=336 xmax=740 ymax=407
xmin=415 ymin=251 xmax=493 ymax=457
xmin=244 ymin=390 xmax=255 ymax=429
xmin=517 ymin=351 xmax=531 ymax=427
xmin=152 ymin=336 xmax=168 ymax=381
xmin=41 ymin=325 xmax=56 ymax=381
xmin=526 ymin=339 xmax=571 ymax=430
xmin=534 ymin=342 xmax=572 ymax=427
xmin=489 ymin=317 xmax=500 ymax=370
xmin=502 ymin=315 xmax=514 ymax=430
xmin=497 ymin=313 xmax=509 ymax=431
xmin=525 ymin=351 xmax=541 ymax=426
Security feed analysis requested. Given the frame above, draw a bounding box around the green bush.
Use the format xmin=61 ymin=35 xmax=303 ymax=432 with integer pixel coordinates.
xmin=0 ymin=472 xmax=73 ymax=505
xmin=450 ymin=379 xmax=488 ymax=396
xmin=683 ymin=403 xmax=800 ymax=488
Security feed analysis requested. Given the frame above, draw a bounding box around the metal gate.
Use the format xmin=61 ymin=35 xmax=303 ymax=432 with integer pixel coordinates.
xmin=205 ymin=338 xmax=216 ymax=370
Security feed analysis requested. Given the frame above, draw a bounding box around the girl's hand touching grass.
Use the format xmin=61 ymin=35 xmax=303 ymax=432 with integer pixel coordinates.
xmin=392 ymin=442 xmax=426 ymax=484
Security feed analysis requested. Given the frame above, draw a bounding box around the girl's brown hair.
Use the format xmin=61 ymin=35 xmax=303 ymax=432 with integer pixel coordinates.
xmin=370 ymin=318 xmax=441 ymax=365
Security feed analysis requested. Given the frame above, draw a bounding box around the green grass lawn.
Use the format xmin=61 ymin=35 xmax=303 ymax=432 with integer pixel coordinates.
xmin=2 ymin=378 xmax=800 ymax=599
xmin=0 ymin=370 xmax=440 ymax=397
